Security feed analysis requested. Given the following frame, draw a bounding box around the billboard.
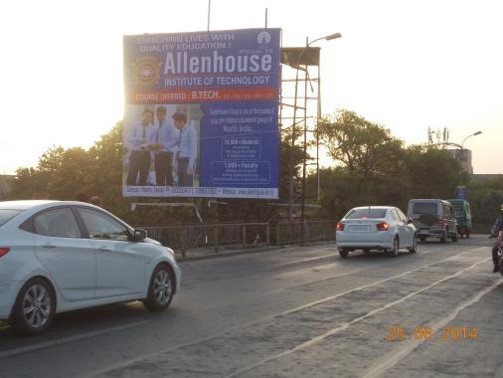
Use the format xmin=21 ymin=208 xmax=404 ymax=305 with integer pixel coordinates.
xmin=122 ymin=28 xmax=281 ymax=199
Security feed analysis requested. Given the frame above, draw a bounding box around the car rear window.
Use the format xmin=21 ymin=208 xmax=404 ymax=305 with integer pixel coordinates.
xmin=346 ymin=208 xmax=387 ymax=219
xmin=412 ymin=203 xmax=438 ymax=215
xmin=0 ymin=209 xmax=23 ymax=227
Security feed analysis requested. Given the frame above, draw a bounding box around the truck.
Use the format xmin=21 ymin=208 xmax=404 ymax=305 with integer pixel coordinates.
xmin=447 ymin=198 xmax=472 ymax=238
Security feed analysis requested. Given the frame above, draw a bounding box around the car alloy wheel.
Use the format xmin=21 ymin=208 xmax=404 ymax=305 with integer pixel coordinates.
xmin=12 ymin=278 xmax=55 ymax=335
xmin=143 ymin=265 xmax=174 ymax=311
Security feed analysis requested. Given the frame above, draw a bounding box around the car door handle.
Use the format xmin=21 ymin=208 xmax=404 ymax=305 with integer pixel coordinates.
xmin=42 ymin=244 xmax=57 ymax=249
xmin=97 ymin=246 xmax=112 ymax=252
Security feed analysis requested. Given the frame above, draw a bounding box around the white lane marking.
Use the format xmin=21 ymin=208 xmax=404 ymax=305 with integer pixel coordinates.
xmin=223 ymin=258 xmax=489 ymax=378
xmin=271 ymin=252 xmax=337 ymax=268
xmin=86 ymin=250 xmax=488 ymax=378
xmin=262 ymin=268 xmax=369 ymax=297
xmin=363 ymin=277 xmax=503 ymax=378
xmin=0 ymin=320 xmax=150 ymax=359
xmin=265 ymin=247 xmax=488 ymax=297
xmin=269 ymin=249 xmax=487 ymax=319
xmin=269 ymin=246 xmax=486 ymax=291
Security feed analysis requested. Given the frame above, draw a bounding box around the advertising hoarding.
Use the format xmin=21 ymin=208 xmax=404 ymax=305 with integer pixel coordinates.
xmin=122 ymin=28 xmax=281 ymax=199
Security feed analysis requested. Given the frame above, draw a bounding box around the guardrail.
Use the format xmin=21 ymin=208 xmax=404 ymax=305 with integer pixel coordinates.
xmin=142 ymin=221 xmax=494 ymax=257
xmin=142 ymin=220 xmax=336 ymax=257
xmin=273 ymin=220 xmax=336 ymax=245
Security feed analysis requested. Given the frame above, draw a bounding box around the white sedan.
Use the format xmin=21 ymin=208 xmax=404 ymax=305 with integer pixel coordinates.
xmin=0 ymin=200 xmax=181 ymax=335
xmin=336 ymin=206 xmax=418 ymax=258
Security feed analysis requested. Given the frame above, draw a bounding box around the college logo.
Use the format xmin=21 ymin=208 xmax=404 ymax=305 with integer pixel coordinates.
xmin=132 ymin=56 xmax=162 ymax=87
xmin=257 ymin=31 xmax=271 ymax=45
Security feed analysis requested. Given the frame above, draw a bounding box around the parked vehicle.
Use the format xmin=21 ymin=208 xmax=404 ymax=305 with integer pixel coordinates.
xmin=335 ymin=206 xmax=417 ymax=258
xmin=406 ymin=199 xmax=458 ymax=243
xmin=447 ymin=199 xmax=472 ymax=238
xmin=0 ymin=200 xmax=181 ymax=335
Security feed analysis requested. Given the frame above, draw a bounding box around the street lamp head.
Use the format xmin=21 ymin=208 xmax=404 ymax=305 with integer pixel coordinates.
xmin=461 ymin=130 xmax=483 ymax=148
xmin=307 ymin=32 xmax=342 ymax=47
xmin=325 ymin=32 xmax=342 ymax=41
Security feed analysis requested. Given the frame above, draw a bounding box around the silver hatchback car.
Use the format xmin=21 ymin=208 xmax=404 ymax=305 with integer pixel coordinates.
xmin=0 ymin=200 xmax=181 ymax=335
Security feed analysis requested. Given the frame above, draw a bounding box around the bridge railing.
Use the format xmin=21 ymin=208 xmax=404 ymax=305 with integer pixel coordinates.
xmin=142 ymin=220 xmax=336 ymax=257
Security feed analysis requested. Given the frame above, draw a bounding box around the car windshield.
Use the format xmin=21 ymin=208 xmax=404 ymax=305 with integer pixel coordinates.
xmin=0 ymin=209 xmax=23 ymax=227
xmin=412 ymin=203 xmax=438 ymax=215
xmin=345 ymin=208 xmax=387 ymax=219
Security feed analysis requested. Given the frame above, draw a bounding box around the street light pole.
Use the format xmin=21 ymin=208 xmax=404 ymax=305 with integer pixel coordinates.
xmin=288 ymin=70 xmax=300 ymax=222
xmin=207 ymin=0 xmax=211 ymax=31
xmin=300 ymin=32 xmax=342 ymax=245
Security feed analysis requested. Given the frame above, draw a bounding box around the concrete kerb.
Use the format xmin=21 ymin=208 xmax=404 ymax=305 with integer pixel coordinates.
xmin=174 ymin=245 xmax=281 ymax=262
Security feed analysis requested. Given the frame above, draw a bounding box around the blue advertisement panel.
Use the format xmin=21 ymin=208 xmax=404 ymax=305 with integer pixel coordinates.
xmin=122 ymin=28 xmax=280 ymax=199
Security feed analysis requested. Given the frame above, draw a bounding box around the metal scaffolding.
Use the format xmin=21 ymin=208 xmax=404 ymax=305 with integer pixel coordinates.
xmin=279 ymin=47 xmax=322 ymax=222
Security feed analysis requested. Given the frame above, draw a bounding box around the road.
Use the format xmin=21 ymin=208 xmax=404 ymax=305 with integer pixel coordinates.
xmin=1 ymin=234 xmax=502 ymax=377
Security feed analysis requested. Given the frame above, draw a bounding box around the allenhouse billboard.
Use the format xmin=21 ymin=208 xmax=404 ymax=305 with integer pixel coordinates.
xmin=122 ymin=28 xmax=281 ymax=199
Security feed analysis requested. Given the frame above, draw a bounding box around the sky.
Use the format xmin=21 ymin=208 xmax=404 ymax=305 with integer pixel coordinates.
xmin=1 ymin=0 xmax=502 ymax=174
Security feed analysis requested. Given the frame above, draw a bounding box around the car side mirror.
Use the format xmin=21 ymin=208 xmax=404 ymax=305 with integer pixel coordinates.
xmin=132 ymin=228 xmax=147 ymax=242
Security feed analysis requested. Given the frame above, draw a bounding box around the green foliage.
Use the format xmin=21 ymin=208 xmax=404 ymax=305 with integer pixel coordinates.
xmin=278 ymin=138 xmax=304 ymax=205
xmin=317 ymin=110 xmax=403 ymax=176
xmin=404 ymin=145 xmax=461 ymax=199
xmin=466 ymin=176 xmax=503 ymax=225
xmin=37 ymin=146 xmax=66 ymax=174
xmin=86 ymin=122 xmax=130 ymax=219
xmin=8 ymin=167 xmax=48 ymax=199
xmin=313 ymin=110 xmax=463 ymax=218
xmin=47 ymin=147 xmax=94 ymax=200
xmin=8 ymin=146 xmax=67 ymax=200
xmin=315 ymin=110 xmax=411 ymax=211
xmin=10 ymin=108 xmax=496 ymax=228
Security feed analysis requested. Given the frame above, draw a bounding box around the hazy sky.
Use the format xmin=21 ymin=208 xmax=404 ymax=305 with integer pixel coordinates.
xmin=1 ymin=0 xmax=501 ymax=174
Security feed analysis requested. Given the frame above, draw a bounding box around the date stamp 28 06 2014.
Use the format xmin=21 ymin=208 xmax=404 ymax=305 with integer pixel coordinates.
xmin=386 ymin=325 xmax=478 ymax=342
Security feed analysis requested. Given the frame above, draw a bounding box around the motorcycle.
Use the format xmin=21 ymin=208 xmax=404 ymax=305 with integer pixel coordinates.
xmin=490 ymin=233 xmax=503 ymax=276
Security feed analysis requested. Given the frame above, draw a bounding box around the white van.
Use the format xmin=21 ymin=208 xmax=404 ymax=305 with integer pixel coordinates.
xmin=406 ymin=199 xmax=458 ymax=243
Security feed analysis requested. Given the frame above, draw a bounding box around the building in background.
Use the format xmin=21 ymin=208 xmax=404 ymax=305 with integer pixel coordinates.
xmin=448 ymin=148 xmax=473 ymax=175
xmin=427 ymin=127 xmax=475 ymax=175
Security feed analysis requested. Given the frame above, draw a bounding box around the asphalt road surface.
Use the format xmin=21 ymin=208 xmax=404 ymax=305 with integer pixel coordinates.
xmin=1 ymin=234 xmax=502 ymax=377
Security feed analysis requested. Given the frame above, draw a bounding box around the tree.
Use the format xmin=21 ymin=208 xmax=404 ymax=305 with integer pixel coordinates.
xmin=317 ymin=110 xmax=403 ymax=173
xmin=8 ymin=146 xmax=66 ymax=200
xmin=316 ymin=109 xmax=408 ymax=201
xmin=278 ymin=133 xmax=305 ymax=204
xmin=467 ymin=176 xmax=503 ymax=225
xmin=37 ymin=145 xmax=66 ymax=178
xmin=5 ymin=109 xmax=475 ymax=228
xmin=86 ymin=122 xmax=129 ymax=218
xmin=47 ymin=147 xmax=96 ymax=200
xmin=8 ymin=167 xmax=47 ymax=199
xmin=404 ymin=145 xmax=461 ymax=199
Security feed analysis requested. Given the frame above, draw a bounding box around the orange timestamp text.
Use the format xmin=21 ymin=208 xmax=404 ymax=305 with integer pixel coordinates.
xmin=386 ymin=325 xmax=478 ymax=342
